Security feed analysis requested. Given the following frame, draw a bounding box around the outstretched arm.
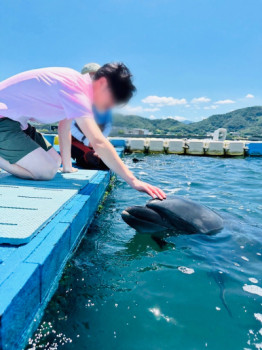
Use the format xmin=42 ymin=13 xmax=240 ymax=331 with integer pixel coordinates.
xmin=58 ymin=119 xmax=77 ymax=173
xmin=76 ymin=117 xmax=166 ymax=199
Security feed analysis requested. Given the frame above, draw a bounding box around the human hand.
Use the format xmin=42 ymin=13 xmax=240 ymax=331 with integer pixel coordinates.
xmin=130 ymin=179 xmax=166 ymax=200
xmin=59 ymin=166 xmax=78 ymax=173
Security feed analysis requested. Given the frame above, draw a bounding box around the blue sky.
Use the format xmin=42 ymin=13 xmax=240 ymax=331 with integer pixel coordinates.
xmin=0 ymin=0 xmax=261 ymax=121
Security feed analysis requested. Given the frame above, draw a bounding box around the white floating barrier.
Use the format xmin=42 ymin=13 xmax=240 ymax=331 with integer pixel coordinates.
xmin=224 ymin=141 xmax=245 ymax=156
xmin=109 ymin=138 xmax=261 ymax=157
xmin=185 ymin=140 xmax=205 ymax=155
xmin=148 ymin=138 xmax=164 ymax=152
xmin=126 ymin=138 xmax=145 ymax=151
xmin=204 ymin=141 xmax=224 ymax=156
xmin=164 ymin=139 xmax=185 ymax=154
xmin=144 ymin=138 xmax=150 ymax=150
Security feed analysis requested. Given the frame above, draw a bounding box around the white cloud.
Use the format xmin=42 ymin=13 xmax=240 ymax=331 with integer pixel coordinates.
xmin=246 ymin=94 xmax=254 ymax=99
xmin=147 ymin=115 xmax=186 ymax=121
xmin=215 ymin=99 xmax=235 ymax=105
xmin=142 ymin=95 xmax=187 ymax=106
xmin=148 ymin=115 xmax=156 ymax=120
xmin=204 ymin=105 xmax=219 ymax=110
xmin=165 ymin=116 xmax=186 ymax=121
xmin=120 ymin=105 xmax=160 ymax=114
xmin=144 ymin=107 xmax=160 ymax=112
xmin=191 ymin=96 xmax=211 ymax=103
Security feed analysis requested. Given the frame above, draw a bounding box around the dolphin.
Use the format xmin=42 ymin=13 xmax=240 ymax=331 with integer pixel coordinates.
xmin=121 ymin=196 xmax=224 ymax=235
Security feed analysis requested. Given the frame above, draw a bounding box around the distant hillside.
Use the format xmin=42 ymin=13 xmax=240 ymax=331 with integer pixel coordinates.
xmin=113 ymin=114 xmax=180 ymax=133
xmin=112 ymin=106 xmax=262 ymax=138
xmin=113 ymin=114 xmax=157 ymax=130
xmin=182 ymin=119 xmax=193 ymax=125
xmin=182 ymin=106 xmax=262 ymax=136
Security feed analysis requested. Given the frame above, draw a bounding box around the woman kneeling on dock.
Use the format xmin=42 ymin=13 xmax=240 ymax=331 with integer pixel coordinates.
xmin=0 ymin=63 xmax=166 ymax=199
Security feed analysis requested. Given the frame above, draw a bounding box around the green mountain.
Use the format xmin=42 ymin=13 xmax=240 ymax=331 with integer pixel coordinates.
xmin=112 ymin=106 xmax=262 ymax=138
xmin=182 ymin=106 xmax=262 ymax=136
xmin=113 ymin=114 xmax=181 ymax=133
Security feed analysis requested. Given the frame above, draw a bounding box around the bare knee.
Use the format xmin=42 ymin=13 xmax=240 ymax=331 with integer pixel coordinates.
xmin=14 ymin=148 xmax=60 ymax=181
xmin=31 ymin=162 xmax=59 ymax=181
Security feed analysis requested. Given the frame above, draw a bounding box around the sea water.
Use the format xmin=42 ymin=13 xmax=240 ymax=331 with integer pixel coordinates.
xmin=27 ymin=155 xmax=262 ymax=350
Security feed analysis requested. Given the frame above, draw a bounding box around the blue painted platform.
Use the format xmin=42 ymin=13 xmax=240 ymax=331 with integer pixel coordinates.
xmin=0 ymin=147 xmax=123 ymax=350
xmin=246 ymin=142 xmax=262 ymax=156
xmin=110 ymin=138 xmax=126 ymax=148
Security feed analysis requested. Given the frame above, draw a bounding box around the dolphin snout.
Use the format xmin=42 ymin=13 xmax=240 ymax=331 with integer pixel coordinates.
xmin=121 ymin=206 xmax=170 ymax=234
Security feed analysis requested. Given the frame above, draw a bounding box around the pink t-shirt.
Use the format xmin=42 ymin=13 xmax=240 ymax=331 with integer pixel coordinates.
xmin=0 ymin=67 xmax=93 ymax=129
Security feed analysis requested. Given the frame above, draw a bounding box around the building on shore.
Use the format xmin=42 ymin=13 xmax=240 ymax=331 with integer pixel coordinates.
xmin=111 ymin=126 xmax=151 ymax=136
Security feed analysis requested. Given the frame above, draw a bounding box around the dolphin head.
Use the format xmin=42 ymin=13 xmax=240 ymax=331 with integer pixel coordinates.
xmin=122 ymin=197 xmax=224 ymax=235
xmin=121 ymin=204 xmax=173 ymax=234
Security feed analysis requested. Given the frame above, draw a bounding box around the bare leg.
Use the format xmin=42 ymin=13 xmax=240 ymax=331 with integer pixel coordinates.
xmin=0 ymin=156 xmax=34 ymax=179
xmin=47 ymin=147 xmax=62 ymax=168
xmin=0 ymin=147 xmax=60 ymax=180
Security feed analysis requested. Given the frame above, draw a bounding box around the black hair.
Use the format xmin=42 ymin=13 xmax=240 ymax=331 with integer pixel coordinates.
xmin=93 ymin=62 xmax=136 ymax=104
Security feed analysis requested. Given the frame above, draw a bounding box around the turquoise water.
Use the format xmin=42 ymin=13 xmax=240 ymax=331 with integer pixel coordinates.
xmin=27 ymin=155 xmax=262 ymax=350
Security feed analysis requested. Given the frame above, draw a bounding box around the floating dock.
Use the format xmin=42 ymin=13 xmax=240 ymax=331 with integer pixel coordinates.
xmin=109 ymin=138 xmax=262 ymax=156
xmin=0 ymin=148 xmax=123 ymax=350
